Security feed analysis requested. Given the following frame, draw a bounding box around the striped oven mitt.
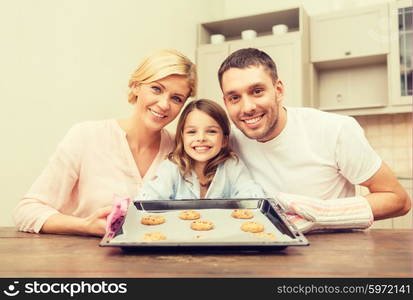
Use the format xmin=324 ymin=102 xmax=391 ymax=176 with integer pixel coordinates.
xmin=276 ymin=192 xmax=374 ymax=233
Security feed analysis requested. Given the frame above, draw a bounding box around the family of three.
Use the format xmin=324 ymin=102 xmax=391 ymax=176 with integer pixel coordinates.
xmin=13 ymin=48 xmax=411 ymax=237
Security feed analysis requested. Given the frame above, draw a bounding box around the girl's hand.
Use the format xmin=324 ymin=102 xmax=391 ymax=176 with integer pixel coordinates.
xmin=83 ymin=206 xmax=112 ymax=237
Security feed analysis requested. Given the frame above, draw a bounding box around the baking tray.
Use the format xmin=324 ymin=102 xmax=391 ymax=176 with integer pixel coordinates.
xmin=99 ymin=198 xmax=309 ymax=252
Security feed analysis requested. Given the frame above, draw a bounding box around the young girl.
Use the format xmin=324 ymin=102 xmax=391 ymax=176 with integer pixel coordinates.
xmin=135 ymin=99 xmax=265 ymax=200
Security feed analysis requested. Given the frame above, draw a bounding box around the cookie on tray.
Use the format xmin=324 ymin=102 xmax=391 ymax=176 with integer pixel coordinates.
xmin=179 ymin=210 xmax=201 ymax=220
xmin=140 ymin=215 xmax=165 ymax=225
xmin=254 ymin=232 xmax=276 ymax=240
xmin=190 ymin=220 xmax=214 ymax=231
xmin=142 ymin=232 xmax=167 ymax=241
xmin=231 ymin=209 xmax=254 ymax=219
xmin=240 ymin=221 xmax=264 ymax=233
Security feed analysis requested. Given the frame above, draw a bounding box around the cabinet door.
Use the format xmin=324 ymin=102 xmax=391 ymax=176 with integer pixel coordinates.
xmin=229 ymin=35 xmax=302 ymax=107
xmin=389 ymin=0 xmax=412 ymax=106
xmin=311 ymin=4 xmax=389 ymax=62
xmin=196 ymin=44 xmax=229 ymax=105
xmin=318 ymin=68 xmax=349 ymax=110
xmin=319 ymin=64 xmax=387 ymax=110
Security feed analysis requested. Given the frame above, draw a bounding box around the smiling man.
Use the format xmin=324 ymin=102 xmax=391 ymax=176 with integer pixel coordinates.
xmin=218 ymin=48 xmax=411 ymax=233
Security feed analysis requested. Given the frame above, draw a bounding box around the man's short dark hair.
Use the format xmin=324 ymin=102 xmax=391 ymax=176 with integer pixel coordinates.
xmin=218 ymin=48 xmax=278 ymax=87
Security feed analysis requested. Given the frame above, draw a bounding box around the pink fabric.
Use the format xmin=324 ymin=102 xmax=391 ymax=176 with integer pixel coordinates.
xmin=13 ymin=120 xmax=174 ymax=233
xmin=106 ymin=195 xmax=132 ymax=238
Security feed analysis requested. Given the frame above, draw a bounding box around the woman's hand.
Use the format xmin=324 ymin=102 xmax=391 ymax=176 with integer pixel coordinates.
xmin=41 ymin=195 xmax=130 ymax=237
xmin=83 ymin=206 xmax=112 ymax=237
xmin=41 ymin=206 xmax=112 ymax=236
xmin=106 ymin=195 xmax=132 ymax=238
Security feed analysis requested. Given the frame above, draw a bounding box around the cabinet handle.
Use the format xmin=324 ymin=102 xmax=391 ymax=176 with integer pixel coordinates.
xmin=336 ymin=93 xmax=343 ymax=103
xmin=345 ymin=51 xmax=351 ymax=56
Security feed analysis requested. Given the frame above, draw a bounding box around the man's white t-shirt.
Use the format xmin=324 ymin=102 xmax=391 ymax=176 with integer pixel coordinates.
xmin=231 ymin=107 xmax=382 ymax=200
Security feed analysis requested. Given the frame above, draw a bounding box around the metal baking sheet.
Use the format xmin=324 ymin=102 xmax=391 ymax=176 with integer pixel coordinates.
xmin=100 ymin=198 xmax=309 ymax=251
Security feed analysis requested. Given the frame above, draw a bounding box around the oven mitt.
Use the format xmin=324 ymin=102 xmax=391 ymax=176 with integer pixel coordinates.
xmin=106 ymin=194 xmax=131 ymax=238
xmin=276 ymin=192 xmax=374 ymax=233
xmin=285 ymin=213 xmax=315 ymax=233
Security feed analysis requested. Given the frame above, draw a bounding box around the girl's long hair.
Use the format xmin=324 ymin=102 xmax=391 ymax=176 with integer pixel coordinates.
xmin=168 ymin=99 xmax=237 ymax=185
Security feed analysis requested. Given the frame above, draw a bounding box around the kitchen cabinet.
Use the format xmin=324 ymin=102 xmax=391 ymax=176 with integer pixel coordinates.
xmin=311 ymin=58 xmax=390 ymax=114
xmin=388 ymin=0 xmax=412 ymax=107
xmin=310 ymin=1 xmax=412 ymax=116
xmin=311 ymin=4 xmax=389 ymax=63
xmin=196 ymin=6 xmax=311 ymax=108
xmin=196 ymin=44 xmax=229 ymax=104
xmin=317 ymin=64 xmax=388 ymax=111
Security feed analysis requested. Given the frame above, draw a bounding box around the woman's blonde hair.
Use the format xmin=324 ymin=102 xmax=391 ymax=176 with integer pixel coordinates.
xmin=128 ymin=49 xmax=197 ymax=104
xmin=168 ymin=99 xmax=237 ymax=185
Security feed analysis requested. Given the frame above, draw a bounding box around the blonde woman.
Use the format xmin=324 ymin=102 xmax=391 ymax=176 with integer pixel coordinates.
xmin=13 ymin=49 xmax=196 ymax=236
xmin=135 ymin=99 xmax=265 ymax=201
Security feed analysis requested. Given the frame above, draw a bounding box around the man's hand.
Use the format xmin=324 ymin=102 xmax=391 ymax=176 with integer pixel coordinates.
xmin=276 ymin=192 xmax=374 ymax=233
xmin=285 ymin=213 xmax=314 ymax=233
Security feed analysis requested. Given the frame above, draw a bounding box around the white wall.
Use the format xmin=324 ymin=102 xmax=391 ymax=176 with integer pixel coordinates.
xmin=0 ymin=0 xmax=222 ymax=226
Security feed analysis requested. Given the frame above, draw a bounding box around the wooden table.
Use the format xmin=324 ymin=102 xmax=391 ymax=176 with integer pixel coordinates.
xmin=1 ymin=227 xmax=412 ymax=278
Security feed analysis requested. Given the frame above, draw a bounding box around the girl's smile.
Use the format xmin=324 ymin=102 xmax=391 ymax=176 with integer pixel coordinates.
xmin=192 ymin=145 xmax=212 ymax=153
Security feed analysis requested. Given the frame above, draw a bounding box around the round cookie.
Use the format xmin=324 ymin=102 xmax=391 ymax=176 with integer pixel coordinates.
xmin=179 ymin=210 xmax=201 ymax=220
xmin=142 ymin=232 xmax=167 ymax=241
xmin=231 ymin=209 xmax=254 ymax=219
xmin=140 ymin=215 xmax=165 ymax=225
xmin=190 ymin=220 xmax=214 ymax=231
xmin=254 ymin=232 xmax=276 ymax=240
xmin=240 ymin=221 xmax=264 ymax=233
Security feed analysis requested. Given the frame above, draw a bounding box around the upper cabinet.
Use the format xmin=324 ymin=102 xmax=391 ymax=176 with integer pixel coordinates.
xmin=196 ymin=7 xmax=311 ymax=108
xmin=310 ymin=1 xmax=412 ymax=116
xmin=311 ymin=4 xmax=389 ymax=62
xmin=389 ymin=0 xmax=412 ymax=106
